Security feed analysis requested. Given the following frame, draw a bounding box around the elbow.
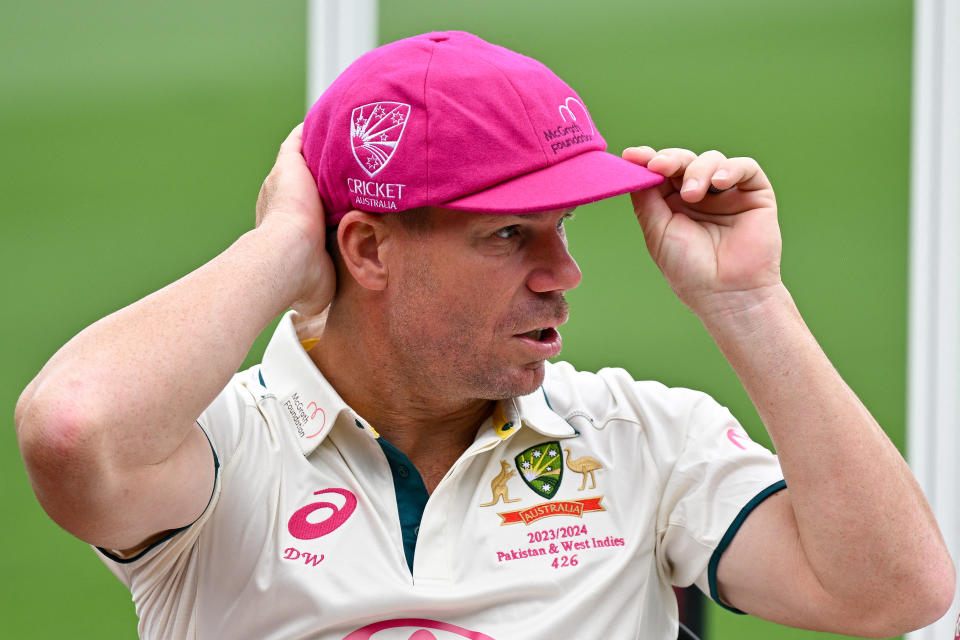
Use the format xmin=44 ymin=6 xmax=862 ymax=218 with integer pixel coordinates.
xmin=908 ymin=552 xmax=957 ymax=631
xmin=16 ymin=384 xmax=100 ymax=471
xmin=899 ymin=535 xmax=957 ymax=633
xmin=15 ymin=384 xmax=110 ymax=527
xmin=857 ymin=548 xmax=957 ymax=636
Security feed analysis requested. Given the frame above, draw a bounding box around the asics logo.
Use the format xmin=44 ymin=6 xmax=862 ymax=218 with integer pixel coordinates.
xmin=288 ymin=488 xmax=358 ymax=540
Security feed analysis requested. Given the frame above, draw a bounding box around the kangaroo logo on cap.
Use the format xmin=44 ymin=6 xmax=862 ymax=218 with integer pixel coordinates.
xmin=350 ymin=102 xmax=410 ymax=177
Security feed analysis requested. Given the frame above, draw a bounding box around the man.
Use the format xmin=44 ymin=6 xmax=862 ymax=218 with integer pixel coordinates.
xmin=14 ymin=31 xmax=954 ymax=639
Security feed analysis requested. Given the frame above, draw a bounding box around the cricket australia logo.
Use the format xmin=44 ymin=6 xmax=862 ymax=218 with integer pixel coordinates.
xmin=487 ymin=442 xmax=607 ymax=526
xmin=515 ymin=441 xmax=563 ymax=499
xmin=350 ymin=101 xmax=410 ymax=177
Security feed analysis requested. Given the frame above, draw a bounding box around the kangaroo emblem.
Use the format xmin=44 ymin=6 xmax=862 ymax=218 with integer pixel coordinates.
xmin=480 ymin=460 xmax=522 ymax=506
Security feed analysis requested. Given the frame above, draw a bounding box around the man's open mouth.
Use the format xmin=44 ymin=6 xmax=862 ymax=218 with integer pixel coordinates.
xmin=516 ymin=327 xmax=559 ymax=343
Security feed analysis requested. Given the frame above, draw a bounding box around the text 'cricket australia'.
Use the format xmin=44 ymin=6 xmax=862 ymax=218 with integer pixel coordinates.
xmin=347 ymin=178 xmax=405 ymax=210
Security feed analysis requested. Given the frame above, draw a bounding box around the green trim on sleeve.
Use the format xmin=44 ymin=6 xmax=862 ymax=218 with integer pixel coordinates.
xmin=707 ymin=479 xmax=787 ymax=614
xmin=97 ymin=421 xmax=221 ymax=564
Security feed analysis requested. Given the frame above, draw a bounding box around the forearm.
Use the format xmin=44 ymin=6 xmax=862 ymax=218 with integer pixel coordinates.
xmin=701 ymin=284 xmax=951 ymax=604
xmin=16 ymin=217 xmax=310 ymax=469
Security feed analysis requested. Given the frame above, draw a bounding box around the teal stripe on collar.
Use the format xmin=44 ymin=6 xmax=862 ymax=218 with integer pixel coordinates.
xmin=541 ymin=387 xmax=553 ymax=410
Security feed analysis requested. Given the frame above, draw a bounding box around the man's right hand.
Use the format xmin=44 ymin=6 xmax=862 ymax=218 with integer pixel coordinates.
xmin=16 ymin=123 xmax=338 ymax=552
xmin=255 ymin=123 xmax=336 ymax=316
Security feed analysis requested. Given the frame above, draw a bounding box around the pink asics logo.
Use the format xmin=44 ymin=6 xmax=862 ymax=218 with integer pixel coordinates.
xmin=726 ymin=427 xmax=748 ymax=450
xmin=343 ymin=618 xmax=496 ymax=639
xmin=288 ymin=488 xmax=357 ymax=540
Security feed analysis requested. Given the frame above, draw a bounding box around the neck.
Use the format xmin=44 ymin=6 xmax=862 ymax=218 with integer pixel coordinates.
xmin=299 ymin=305 xmax=494 ymax=463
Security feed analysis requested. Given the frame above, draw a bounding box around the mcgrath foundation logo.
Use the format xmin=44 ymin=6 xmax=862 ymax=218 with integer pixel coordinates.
xmin=557 ymin=96 xmax=594 ymax=135
xmin=543 ymin=97 xmax=595 ymax=155
xmin=351 ymin=102 xmax=410 ymax=177
xmin=282 ymin=392 xmax=327 ymax=439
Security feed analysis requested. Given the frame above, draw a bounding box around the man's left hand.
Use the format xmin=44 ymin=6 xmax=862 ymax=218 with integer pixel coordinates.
xmin=622 ymin=147 xmax=781 ymax=317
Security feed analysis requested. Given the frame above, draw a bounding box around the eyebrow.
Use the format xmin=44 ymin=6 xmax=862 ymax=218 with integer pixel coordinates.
xmin=484 ymin=208 xmax=577 ymax=225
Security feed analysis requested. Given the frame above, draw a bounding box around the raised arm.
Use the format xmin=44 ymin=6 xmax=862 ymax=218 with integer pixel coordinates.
xmin=15 ymin=124 xmax=334 ymax=552
xmin=623 ymin=146 xmax=954 ymax=635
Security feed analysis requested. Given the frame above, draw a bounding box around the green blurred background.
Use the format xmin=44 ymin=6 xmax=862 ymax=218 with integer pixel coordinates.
xmin=1 ymin=1 xmax=913 ymax=637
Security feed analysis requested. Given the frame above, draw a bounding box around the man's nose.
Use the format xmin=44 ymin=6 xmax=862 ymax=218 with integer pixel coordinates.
xmin=526 ymin=235 xmax=583 ymax=294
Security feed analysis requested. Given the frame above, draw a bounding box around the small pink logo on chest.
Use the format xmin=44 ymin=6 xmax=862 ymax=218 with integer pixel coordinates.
xmin=288 ymin=488 xmax=357 ymax=540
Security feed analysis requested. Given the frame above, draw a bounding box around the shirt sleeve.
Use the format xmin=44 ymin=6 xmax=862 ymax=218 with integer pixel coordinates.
xmin=654 ymin=391 xmax=785 ymax=612
xmin=91 ymin=372 xmax=265 ymax=638
xmin=93 ymin=370 xmax=258 ymax=585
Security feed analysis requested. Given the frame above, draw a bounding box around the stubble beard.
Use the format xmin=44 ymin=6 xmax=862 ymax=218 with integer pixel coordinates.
xmin=388 ymin=294 xmax=569 ymax=403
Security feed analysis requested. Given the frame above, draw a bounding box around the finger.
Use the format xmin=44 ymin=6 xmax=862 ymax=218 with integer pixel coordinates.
xmin=644 ymin=148 xmax=698 ymax=179
xmin=663 ymin=190 xmax=771 ymax=219
xmin=629 ymin=182 xmax=675 ymax=253
xmin=621 ymin=145 xmax=658 ymax=166
xmin=708 ymin=156 xmax=770 ymax=192
xmin=255 ymin=177 xmax=272 ymax=224
xmin=277 ymin=123 xmax=305 ymax=159
xmin=259 ymin=124 xmax=307 ymax=218
xmin=678 ymin=150 xmax=728 ymax=203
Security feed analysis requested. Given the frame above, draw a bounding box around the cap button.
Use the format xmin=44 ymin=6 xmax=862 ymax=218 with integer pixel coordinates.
xmin=428 ymin=33 xmax=449 ymax=42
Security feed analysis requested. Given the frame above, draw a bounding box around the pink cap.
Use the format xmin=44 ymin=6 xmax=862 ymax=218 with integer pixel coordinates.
xmin=302 ymin=31 xmax=664 ymax=224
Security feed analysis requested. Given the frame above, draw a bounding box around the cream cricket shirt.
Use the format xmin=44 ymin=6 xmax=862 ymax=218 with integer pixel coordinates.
xmin=98 ymin=312 xmax=785 ymax=639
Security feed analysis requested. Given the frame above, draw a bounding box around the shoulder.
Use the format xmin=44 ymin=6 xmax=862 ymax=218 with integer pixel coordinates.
xmin=196 ymin=364 xmax=270 ymax=467
xmin=542 ymin=360 xmax=721 ymax=433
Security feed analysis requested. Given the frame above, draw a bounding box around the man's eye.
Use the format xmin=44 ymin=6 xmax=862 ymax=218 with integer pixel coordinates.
xmin=494 ymin=225 xmax=520 ymax=240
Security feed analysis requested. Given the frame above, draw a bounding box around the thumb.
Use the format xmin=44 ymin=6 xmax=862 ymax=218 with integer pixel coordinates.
xmin=629 ymin=187 xmax=673 ymax=253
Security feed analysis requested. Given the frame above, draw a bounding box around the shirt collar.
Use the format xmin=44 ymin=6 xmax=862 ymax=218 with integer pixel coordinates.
xmin=484 ymin=371 xmax=578 ymax=442
xmin=258 ymin=312 xmax=577 ymax=456
xmin=509 ymin=383 xmax=579 ymax=439
xmin=258 ymin=311 xmax=376 ymax=457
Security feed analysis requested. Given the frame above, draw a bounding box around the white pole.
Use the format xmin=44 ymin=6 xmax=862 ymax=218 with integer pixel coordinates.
xmin=306 ymin=0 xmax=378 ymax=108
xmin=907 ymin=0 xmax=960 ymax=637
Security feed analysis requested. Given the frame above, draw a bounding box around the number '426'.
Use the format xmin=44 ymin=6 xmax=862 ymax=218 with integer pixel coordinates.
xmin=551 ymin=554 xmax=578 ymax=569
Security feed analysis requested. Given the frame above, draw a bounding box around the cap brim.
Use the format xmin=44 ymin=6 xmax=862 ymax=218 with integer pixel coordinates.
xmin=442 ymin=149 xmax=665 ymax=214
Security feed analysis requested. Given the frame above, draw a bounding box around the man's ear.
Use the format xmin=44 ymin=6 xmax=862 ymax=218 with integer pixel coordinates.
xmin=336 ymin=210 xmax=389 ymax=291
